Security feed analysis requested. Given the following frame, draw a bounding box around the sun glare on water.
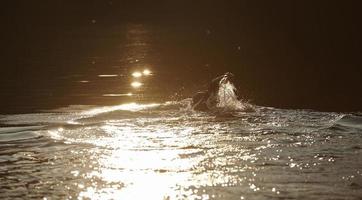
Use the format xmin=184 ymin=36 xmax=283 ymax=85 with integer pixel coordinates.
xmin=132 ymin=71 xmax=143 ymax=78
xmin=83 ymin=103 xmax=160 ymax=116
xmin=69 ymin=116 xmax=216 ymax=200
xmin=143 ymin=69 xmax=151 ymax=75
xmin=131 ymin=81 xmax=142 ymax=88
xmin=67 ymin=102 xmax=212 ymax=200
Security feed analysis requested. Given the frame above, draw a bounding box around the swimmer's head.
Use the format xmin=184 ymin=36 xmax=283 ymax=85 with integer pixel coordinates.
xmin=220 ymin=72 xmax=235 ymax=84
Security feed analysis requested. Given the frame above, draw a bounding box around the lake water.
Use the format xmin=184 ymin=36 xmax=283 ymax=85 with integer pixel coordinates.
xmin=1 ymin=92 xmax=362 ymax=199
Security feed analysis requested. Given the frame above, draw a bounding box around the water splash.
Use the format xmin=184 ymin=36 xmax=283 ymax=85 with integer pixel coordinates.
xmin=216 ymin=77 xmax=251 ymax=112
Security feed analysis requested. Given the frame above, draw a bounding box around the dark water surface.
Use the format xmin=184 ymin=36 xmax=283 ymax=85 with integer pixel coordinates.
xmin=0 ymin=101 xmax=362 ymax=199
xmin=2 ymin=7 xmax=362 ymax=112
xmin=3 ymin=20 xmax=248 ymax=111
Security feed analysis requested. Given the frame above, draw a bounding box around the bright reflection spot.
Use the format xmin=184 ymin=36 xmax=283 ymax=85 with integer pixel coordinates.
xmin=132 ymin=71 xmax=143 ymax=78
xmin=102 ymin=93 xmax=133 ymax=97
xmin=131 ymin=81 xmax=142 ymax=88
xmin=98 ymin=74 xmax=118 ymax=77
xmin=143 ymin=69 xmax=151 ymax=75
xmin=83 ymin=103 xmax=160 ymax=115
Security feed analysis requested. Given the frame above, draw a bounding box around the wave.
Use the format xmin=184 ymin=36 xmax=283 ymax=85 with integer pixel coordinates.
xmin=0 ymin=126 xmax=44 ymax=142
xmin=328 ymin=114 xmax=362 ymax=134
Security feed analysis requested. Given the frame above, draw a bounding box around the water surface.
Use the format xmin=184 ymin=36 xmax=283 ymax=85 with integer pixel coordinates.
xmin=1 ymin=100 xmax=361 ymax=199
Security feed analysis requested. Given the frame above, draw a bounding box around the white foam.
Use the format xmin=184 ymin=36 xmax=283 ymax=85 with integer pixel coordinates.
xmin=216 ymin=77 xmax=248 ymax=112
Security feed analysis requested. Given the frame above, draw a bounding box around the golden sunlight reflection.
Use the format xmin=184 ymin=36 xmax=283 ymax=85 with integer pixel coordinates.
xmin=142 ymin=69 xmax=151 ymax=75
xmin=83 ymin=103 xmax=160 ymax=115
xmin=98 ymin=74 xmax=118 ymax=78
xmin=131 ymin=81 xmax=142 ymax=88
xmin=132 ymin=71 xmax=143 ymax=78
xmin=102 ymin=93 xmax=133 ymax=97
xmin=47 ymin=112 xmax=255 ymax=200
xmin=75 ymin=123 xmax=231 ymax=200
